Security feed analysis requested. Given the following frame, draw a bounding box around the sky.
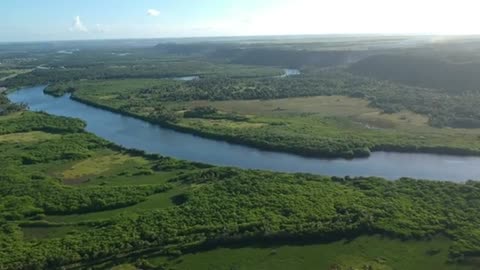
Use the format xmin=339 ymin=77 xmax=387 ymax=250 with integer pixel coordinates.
xmin=1 ymin=0 xmax=480 ymax=42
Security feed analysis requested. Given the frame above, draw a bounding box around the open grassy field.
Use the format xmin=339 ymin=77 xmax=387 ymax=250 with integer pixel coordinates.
xmin=46 ymin=184 xmax=186 ymax=223
xmin=181 ymin=95 xmax=379 ymax=117
xmin=176 ymin=95 xmax=430 ymax=128
xmin=176 ymin=94 xmax=480 ymax=140
xmin=0 ymin=131 xmax=60 ymax=143
xmin=60 ymin=152 xmax=148 ymax=181
xmin=111 ymin=264 xmax=138 ymax=270
xmin=148 ymin=235 xmax=472 ymax=270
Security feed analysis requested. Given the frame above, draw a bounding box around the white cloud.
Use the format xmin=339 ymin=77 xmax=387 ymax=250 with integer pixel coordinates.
xmin=70 ymin=16 xmax=88 ymax=32
xmin=147 ymin=9 xmax=160 ymax=17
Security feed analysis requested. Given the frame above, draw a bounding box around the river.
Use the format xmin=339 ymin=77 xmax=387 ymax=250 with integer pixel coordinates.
xmin=8 ymin=85 xmax=480 ymax=182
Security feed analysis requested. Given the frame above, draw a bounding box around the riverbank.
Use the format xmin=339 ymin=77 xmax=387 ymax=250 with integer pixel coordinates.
xmin=72 ymin=94 xmax=370 ymax=159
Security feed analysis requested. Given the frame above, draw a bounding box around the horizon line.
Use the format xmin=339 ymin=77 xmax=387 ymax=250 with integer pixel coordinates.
xmin=2 ymin=33 xmax=480 ymax=45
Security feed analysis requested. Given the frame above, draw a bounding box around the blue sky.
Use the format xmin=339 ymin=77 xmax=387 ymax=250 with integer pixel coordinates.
xmin=2 ymin=0 xmax=480 ymax=42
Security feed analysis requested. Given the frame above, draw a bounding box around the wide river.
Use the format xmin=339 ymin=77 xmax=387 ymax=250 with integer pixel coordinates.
xmin=8 ymin=85 xmax=480 ymax=182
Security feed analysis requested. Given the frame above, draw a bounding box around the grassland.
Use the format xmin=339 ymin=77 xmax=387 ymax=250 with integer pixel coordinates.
xmin=148 ymin=235 xmax=472 ymax=270
xmin=0 ymin=131 xmax=60 ymax=143
xmin=60 ymin=152 xmax=148 ymax=181
xmin=176 ymin=95 xmax=432 ymax=129
xmin=175 ymin=95 xmax=480 ymax=144
xmin=46 ymin=184 xmax=186 ymax=223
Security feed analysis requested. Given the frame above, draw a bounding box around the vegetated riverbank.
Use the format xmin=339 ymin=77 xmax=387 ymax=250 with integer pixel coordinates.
xmin=66 ymin=91 xmax=480 ymax=159
xmin=70 ymin=94 xmax=370 ymax=159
